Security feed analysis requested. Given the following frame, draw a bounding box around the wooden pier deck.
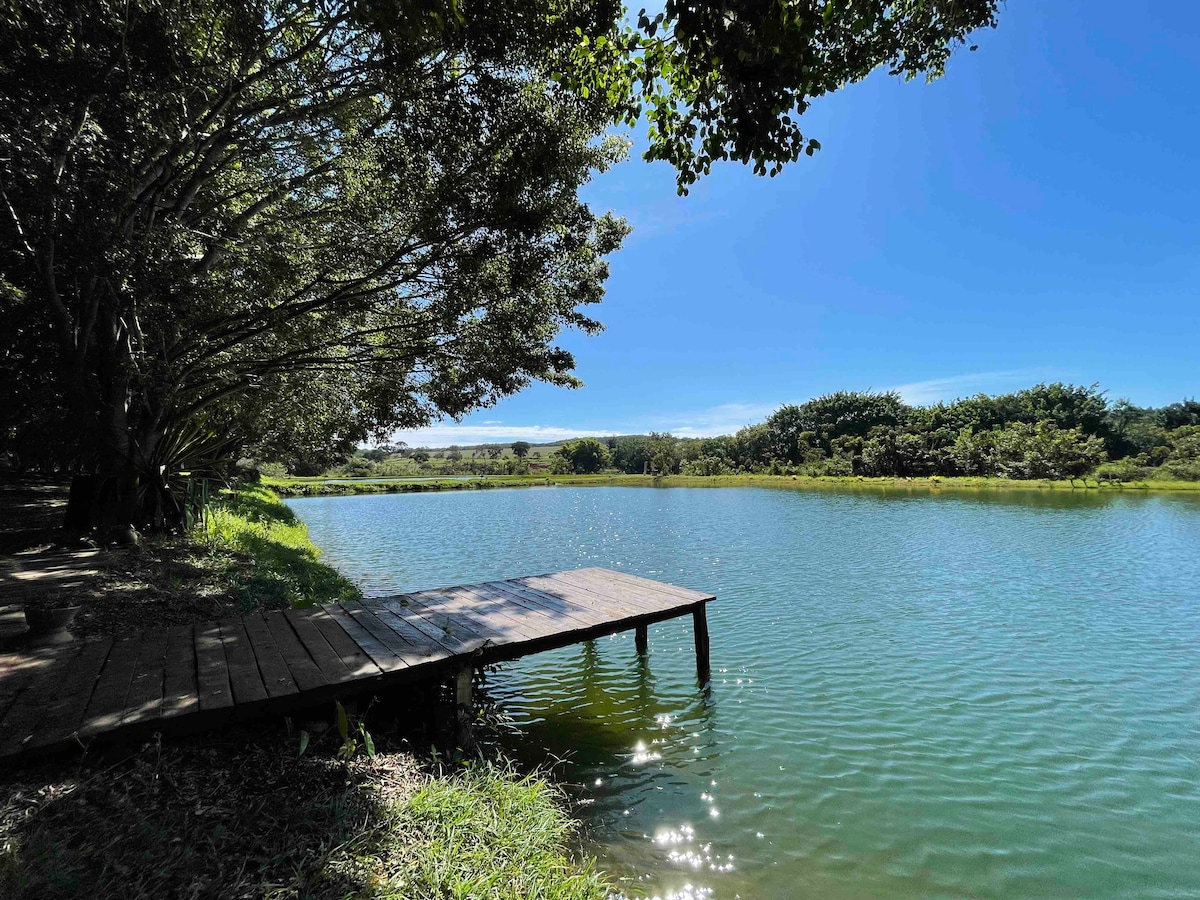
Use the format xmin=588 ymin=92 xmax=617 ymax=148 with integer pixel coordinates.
xmin=0 ymin=567 xmax=713 ymax=763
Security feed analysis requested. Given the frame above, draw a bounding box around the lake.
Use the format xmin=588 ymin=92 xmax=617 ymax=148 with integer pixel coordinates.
xmin=288 ymin=485 xmax=1200 ymax=899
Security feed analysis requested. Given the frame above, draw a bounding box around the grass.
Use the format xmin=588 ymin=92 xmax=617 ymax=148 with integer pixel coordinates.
xmin=203 ymin=483 xmax=362 ymax=608
xmin=269 ymin=472 xmax=1200 ymax=498
xmin=0 ymin=725 xmax=609 ymax=900
xmin=329 ymin=763 xmax=609 ymax=900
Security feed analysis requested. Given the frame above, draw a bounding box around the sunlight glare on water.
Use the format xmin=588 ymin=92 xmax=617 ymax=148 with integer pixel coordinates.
xmin=290 ymin=485 xmax=1200 ymax=899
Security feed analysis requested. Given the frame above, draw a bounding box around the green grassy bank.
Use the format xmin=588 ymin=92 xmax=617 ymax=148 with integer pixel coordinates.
xmin=0 ymin=485 xmax=611 ymax=900
xmin=269 ymin=472 xmax=1200 ymax=497
xmin=204 ymin=483 xmax=363 ymax=608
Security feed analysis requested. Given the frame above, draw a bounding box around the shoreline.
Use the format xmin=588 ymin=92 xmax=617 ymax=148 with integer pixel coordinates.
xmin=269 ymin=472 xmax=1200 ymax=497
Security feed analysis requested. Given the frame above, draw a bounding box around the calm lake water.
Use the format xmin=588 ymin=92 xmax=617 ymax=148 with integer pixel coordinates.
xmin=289 ymin=486 xmax=1200 ymax=899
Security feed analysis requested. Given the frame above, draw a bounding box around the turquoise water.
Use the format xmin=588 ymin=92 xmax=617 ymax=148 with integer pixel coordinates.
xmin=288 ymin=486 xmax=1200 ymax=899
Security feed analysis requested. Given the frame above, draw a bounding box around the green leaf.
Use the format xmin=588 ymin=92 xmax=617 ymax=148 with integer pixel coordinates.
xmin=298 ymin=730 xmax=310 ymax=757
xmin=336 ymin=700 xmax=349 ymax=741
xmin=362 ymin=727 xmax=376 ymax=758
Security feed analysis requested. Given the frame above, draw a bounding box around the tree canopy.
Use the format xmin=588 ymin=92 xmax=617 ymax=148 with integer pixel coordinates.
xmin=0 ymin=0 xmax=1000 ymax=525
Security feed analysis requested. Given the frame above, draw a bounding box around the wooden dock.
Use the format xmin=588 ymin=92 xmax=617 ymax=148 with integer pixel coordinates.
xmin=0 ymin=567 xmax=713 ymax=763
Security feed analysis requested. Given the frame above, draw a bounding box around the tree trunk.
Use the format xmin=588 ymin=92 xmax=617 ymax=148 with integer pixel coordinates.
xmin=64 ymin=471 xmax=141 ymax=532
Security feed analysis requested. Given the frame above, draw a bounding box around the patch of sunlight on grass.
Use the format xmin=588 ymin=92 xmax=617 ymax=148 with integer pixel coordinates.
xmin=203 ymin=484 xmax=361 ymax=608
xmin=328 ymin=763 xmax=610 ymax=900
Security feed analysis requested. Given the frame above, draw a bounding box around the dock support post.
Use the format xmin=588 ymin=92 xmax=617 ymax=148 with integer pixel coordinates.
xmin=635 ymin=624 xmax=648 ymax=655
xmin=692 ymin=603 xmax=710 ymax=681
xmin=454 ymin=667 xmax=475 ymax=752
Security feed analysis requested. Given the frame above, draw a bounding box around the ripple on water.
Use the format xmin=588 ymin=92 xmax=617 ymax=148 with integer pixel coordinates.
xmin=290 ymin=487 xmax=1200 ymax=899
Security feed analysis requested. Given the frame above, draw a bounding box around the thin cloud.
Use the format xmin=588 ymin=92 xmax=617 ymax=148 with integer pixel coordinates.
xmin=657 ymin=401 xmax=777 ymax=437
xmin=389 ymin=423 xmax=615 ymax=448
xmin=889 ymin=369 xmax=1059 ymax=406
xmin=388 ymin=401 xmax=780 ymax=447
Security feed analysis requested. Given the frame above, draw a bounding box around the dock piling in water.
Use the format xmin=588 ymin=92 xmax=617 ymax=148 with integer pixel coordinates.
xmin=693 ymin=603 xmax=711 ymax=681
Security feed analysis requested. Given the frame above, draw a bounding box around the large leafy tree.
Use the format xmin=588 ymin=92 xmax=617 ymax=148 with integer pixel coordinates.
xmin=765 ymin=390 xmax=910 ymax=461
xmin=1 ymin=0 xmax=630 ymax=523
xmin=0 ymin=0 xmax=999 ymax=526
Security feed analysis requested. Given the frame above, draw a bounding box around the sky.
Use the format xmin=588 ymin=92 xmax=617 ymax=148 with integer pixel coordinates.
xmin=396 ymin=0 xmax=1200 ymax=447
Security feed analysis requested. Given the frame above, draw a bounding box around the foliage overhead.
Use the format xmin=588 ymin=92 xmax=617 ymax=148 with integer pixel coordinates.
xmin=0 ymin=0 xmax=1001 ymax=525
xmin=0 ymin=0 xmax=630 ymax=494
xmin=563 ymin=0 xmax=1000 ymax=190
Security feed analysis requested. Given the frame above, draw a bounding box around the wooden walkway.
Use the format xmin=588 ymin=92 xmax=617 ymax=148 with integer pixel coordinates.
xmin=0 ymin=567 xmax=713 ymax=762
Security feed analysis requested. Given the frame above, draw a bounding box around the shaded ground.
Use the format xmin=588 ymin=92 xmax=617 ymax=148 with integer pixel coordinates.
xmin=0 ymin=541 xmax=271 ymax=641
xmin=0 ymin=480 xmax=70 ymax=545
xmin=0 ymin=482 xmax=358 ymax=642
xmin=0 ymin=715 xmax=607 ymax=900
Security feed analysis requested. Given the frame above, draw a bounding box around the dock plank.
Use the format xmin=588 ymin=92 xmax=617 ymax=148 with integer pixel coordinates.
xmin=322 ymin=604 xmax=406 ymax=672
xmin=0 ymin=567 xmax=714 ymax=763
xmin=242 ymin=613 xmax=299 ymax=699
xmin=161 ymin=624 xmax=199 ymax=719
xmin=519 ymin=571 xmax=667 ymax=618
xmin=285 ymin=607 xmax=375 ymax=683
xmin=471 ymin=581 xmax=611 ymax=629
xmin=342 ymin=603 xmax=415 ymax=663
xmin=264 ymin=610 xmax=331 ymax=692
xmin=375 ymin=597 xmax=486 ymax=657
xmin=0 ymin=644 xmax=85 ymax=756
xmin=384 ymin=594 xmax=489 ymax=640
xmin=121 ymin=627 xmax=171 ymax=726
xmin=539 ymin=570 xmax=684 ymax=615
xmin=414 ymin=588 xmax=548 ymax=642
xmin=80 ymin=637 xmax=145 ymax=734
xmin=195 ymin=622 xmax=233 ymax=711
xmin=219 ymin=619 xmax=269 ymax=705
xmin=578 ymin=567 xmax=714 ymax=603
xmin=0 ymin=649 xmax=58 ymax=724
xmin=444 ymin=585 xmax=563 ymax=636
xmin=306 ymin=608 xmax=379 ymax=678
xmin=404 ymin=592 xmax=533 ymax=645
xmin=364 ymin=599 xmax=458 ymax=661
xmin=27 ymin=638 xmax=114 ymax=750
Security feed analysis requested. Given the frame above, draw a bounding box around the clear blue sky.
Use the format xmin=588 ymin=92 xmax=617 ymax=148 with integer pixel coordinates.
xmin=398 ymin=0 xmax=1199 ymax=446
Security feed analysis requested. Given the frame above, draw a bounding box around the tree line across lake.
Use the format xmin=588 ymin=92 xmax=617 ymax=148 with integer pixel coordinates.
xmin=316 ymin=384 xmax=1200 ymax=483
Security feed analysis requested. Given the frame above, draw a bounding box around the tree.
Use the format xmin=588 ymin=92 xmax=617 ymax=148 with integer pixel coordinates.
xmin=1157 ymin=400 xmax=1200 ymax=430
xmin=858 ymin=426 xmax=939 ymax=477
xmin=1161 ymin=426 xmax=1200 ymax=480
xmin=1 ymin=0 xmax=630 ymax=525
xmin=647 ymin=432 xmax=681 ymax=475
xmin=555 ymin=438 xmax=611 ymax=474
xmin=611 ymin=436 xmax=650 ymax=473
xmin=937 ymin=383 xmax=1110 ymax=437
xmin=765 ymin=391 xmax=909 ymax=460
xmin=1 ymin=0 xmax=1000 ymax=527
xmin=511 ymin=441 xmax=532 ymax=459
xmin=952 ymin=423 xmax=1106 ymax=480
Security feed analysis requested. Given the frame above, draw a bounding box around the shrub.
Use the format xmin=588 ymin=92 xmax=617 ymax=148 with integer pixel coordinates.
xmin=1095 ymin=458 xmax=1154 ymax=482
xmin=680 ymin=455 xmax=731 ymax=476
